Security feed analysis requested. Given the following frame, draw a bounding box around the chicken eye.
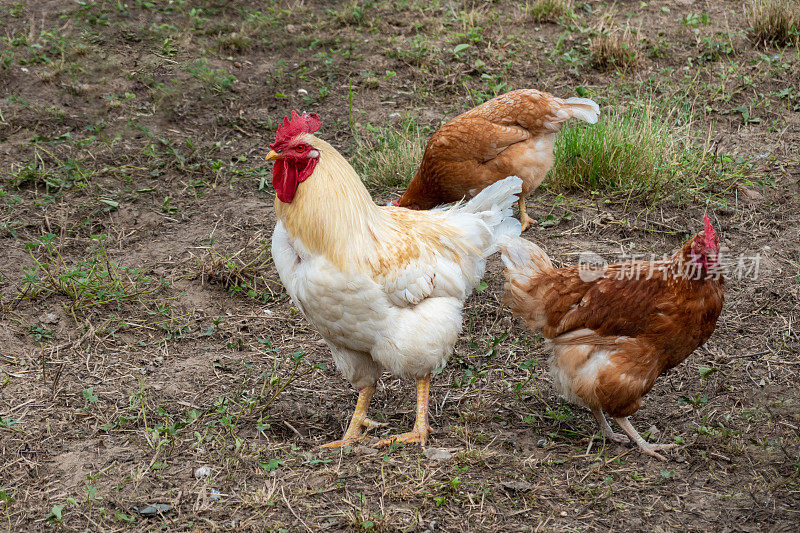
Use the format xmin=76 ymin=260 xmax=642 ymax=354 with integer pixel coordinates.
xmin=296 ymin=144 xmax=308 ymax=152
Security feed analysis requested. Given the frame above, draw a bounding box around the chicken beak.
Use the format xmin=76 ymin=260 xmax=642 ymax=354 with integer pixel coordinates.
xmin=266 ymin=150 xmax=282 ymax=161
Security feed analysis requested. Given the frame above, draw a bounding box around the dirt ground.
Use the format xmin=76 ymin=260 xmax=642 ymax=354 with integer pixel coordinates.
xmin=1 ymin=0 xmax=799 ymax=531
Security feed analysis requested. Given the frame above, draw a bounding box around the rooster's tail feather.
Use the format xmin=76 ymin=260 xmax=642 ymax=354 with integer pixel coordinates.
xmin=457 ymin=175 xmax=523 ymax=244
xmin=497 ymin=235 xmax=554 ymax=275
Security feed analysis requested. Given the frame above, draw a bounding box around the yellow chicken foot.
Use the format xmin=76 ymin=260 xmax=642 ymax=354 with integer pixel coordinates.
xmin=615 ymin=417 xmax=677 ymax=461
xmin=321 ymin=385 xmax=383 ymax=448
xmin=376 ymin=375 xmax=433 ymax=448
xmin=591 ymin=408 xmax=629 ymax=444
xmin=518 ymin=196 xmax=535 ymax=231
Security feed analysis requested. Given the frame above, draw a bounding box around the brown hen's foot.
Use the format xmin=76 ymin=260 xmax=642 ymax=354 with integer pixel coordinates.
xmin=517 ymin=197 xmax=535 ymax=231
xmin=320 ymin=385 xmax=379 ymax=449
xmin=592 ymin=408 xmax=630 ymax=444
xmin=615 ymin=416 xmax=676 ymax=461
xmin=637 ymin=443 xmax=677 ymax=461
xmin=375 ymin=375 xmax=432 ymax=448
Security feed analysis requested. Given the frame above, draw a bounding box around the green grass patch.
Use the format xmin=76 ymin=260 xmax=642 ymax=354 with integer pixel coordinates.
xmin=747 ymin=0 xmax=800 ymax=46
xmin=550 ymin=104 xmax=749 ymax=204
xmin=350 ymin=117 xmax=428 ymax=189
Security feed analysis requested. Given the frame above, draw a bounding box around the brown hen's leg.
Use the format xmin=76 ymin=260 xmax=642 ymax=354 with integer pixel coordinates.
xmin=321 ymin=385 xmax=384 ymax=448
xmin=615 ymin=417 xmax=676 ymax=461
xmin=518 ymin=196 xmax=534 ymax=231
xmin=375 ymin=375 xmax=433 ymax=448
xmin=591 ymin=408 xmax=629 ymax=443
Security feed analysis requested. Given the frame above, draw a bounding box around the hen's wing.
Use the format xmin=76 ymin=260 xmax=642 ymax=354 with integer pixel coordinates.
xmin=531 ymin=265 xmax=671 ymax=340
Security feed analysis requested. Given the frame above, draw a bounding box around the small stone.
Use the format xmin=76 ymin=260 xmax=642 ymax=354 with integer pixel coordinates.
xmin=40 ymin=312 xmax=59 ymax=324
xmin=285 ymin=24 xmax=297 ymax=33
xmin=536 ymin=438 xmax=548 ymax=448
xmin=501 ymin=480 xmax=533 ymax=492
xmin=388 ymin=112 xmax=401 ymax=119
xmin=297 ymin=89 xmax=308 ymax=96
xmin=20 ymin=67 xmax=29 ymax=73
xmin=647 ymin=425 xmax=660 ymax=436
xmin=423 ymin=447 xmax=452 ymax=461
xmin=209 ymin=488 xmax=222 ymax=501
xmin=354 ymin=445 xmax=378 ymax=455
xmin=194 ymin=466 xmax=211 ymax=479
xmin=560 ymin=511 xmax=567 ymax=517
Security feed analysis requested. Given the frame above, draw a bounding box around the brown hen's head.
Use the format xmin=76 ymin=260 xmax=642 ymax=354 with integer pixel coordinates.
xmin=266 ymin=111 xmax=322 ymax=203
xmin=688 ymin=215 xmax=721 ymax=273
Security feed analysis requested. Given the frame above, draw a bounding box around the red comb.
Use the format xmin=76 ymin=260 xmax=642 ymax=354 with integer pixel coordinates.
xmin=270 ymin=111 xmax=321 ymax=150
xmin=704 ymin=214 xmax=717 ymax=246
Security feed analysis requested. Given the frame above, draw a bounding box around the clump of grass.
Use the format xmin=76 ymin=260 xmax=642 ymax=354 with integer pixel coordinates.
xmin=529 ymin=0 xmax=573 ymax=23
xmin=14 ymin=233 xmax=163 ymax=310
xmin=215 ymin=11 xmax=273 ymax=52
xmin=590 ymin=28 xmax=639 ymax=70
xmin=550 ymin=104 xmax=747 ymax=203
xmin=746 ymin=0 xmax=800 ymax=46
xmin=199 ymin=232 xmax=281 ymax=303
xmin=551 ymin=105 xmax=673 ymax=196
xmin=186 ymin=60 xmax=237 ymax=93
xmin=329 ymin=1 xmax=373 ymax=27
xmin=350 ymin=118 xmax=427 ymax=189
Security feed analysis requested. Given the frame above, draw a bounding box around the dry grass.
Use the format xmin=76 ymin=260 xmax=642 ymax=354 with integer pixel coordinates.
xmin=528 ymin=0 xmax=573 ymax=23
xmin=747 ymin=0 xmax=800 ymax=46
xmin=590 ymin=27 xmax=640 ymax=70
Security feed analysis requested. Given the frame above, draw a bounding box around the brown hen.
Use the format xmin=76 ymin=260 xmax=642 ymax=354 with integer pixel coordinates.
xmin=396 ymin=89 xmax=599 ymax=230
xmin=499 ymin=217 xmax=725 ymax=459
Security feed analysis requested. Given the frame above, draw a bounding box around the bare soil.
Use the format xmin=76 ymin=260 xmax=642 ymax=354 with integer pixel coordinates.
xmin=0 ymin=1 xmax=798 ymax=531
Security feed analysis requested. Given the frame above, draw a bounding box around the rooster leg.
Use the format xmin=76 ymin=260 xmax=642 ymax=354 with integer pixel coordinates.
xmin=614 ymin=417 xmax=677 ymax=461
xmin=591 ymin=408 xmax=629 ymax=443
xmin=321 ymin=385 xmax=383 ymax=448
xmin=517 ymin=196 xmax=535 ymax=231
xmin=375 ymin=375 xmax=433 ymax=448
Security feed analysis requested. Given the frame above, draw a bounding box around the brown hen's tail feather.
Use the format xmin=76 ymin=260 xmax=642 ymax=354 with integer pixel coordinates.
xmin=498 ymin=235 xmax=553 ymax=330
xmin=562 ymin=97 xmax=601 ymax=124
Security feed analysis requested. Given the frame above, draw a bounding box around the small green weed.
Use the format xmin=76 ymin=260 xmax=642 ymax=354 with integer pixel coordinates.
xmin=186 ymin=60 xmax=237 ymax=93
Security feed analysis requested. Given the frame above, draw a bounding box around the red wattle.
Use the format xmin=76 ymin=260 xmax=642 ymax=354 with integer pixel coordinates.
xmin=271 ymin=157 xmax=317 ymax=203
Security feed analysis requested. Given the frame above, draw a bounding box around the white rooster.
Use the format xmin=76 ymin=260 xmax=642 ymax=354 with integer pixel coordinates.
xmin=266 ymin=111 xmax=522 ymax=447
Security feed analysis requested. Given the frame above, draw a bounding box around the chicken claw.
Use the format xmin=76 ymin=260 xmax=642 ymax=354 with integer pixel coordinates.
xmin=592 ymin=408 xmax=630 ymax=444
xmin=375 ymin=375 xmax=433 ymax=449
xmin=518 ymin=197 xmax=535 ymax=231
xmin=320 ymin=385 xmax=382 ymax=449
xmin=615 ymin=417 xmax=676 ymax=461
